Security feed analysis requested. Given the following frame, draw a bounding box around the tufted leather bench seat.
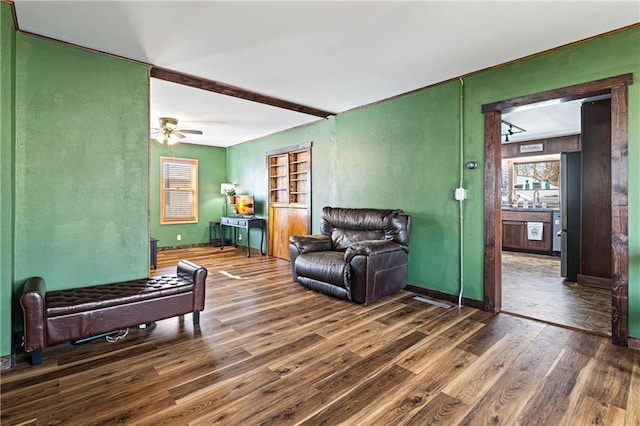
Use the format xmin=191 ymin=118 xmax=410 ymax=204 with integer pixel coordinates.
xmin=20 ymin=260 xmax=207 ymax=366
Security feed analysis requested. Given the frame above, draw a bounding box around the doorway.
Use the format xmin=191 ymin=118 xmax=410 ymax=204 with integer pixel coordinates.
xmin=499 ymin=99 xmax=613 ymax=336
xmin=482 ymin=74 xmax=632 ymax=345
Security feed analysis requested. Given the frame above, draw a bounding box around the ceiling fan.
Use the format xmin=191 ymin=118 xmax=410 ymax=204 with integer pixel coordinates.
xmin=151 ymin=117 xmax=203 ymax=144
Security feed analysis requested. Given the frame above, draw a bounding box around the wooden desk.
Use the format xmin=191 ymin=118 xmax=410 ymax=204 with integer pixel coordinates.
xmin=220 ymin=216 xmax=266 ymax=257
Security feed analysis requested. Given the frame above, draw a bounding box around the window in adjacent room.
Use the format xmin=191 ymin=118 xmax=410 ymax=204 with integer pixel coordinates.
xmin=161 ymin=156 xmax=198 ymax=224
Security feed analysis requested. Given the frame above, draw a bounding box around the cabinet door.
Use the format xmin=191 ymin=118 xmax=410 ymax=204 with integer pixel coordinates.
xmin=269 ymin=204 xmax=308 ymax=260
xmin=523 ymin=222 xmax=552 ymax=252
xmin=502 ymin=221 xmax=524 ymax=249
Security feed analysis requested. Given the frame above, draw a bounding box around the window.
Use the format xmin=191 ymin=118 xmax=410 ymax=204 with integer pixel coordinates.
xmin=161 ymin=157 xmax=198 ymax=224
xmin=514 ymin=160 xmax=560 ymax=187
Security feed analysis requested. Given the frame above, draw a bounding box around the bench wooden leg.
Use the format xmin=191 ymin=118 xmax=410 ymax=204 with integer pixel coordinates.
xmin=30 ymin=349 xmax=43 ymax=366
xmin=193 ymin=311 xmax=200 ymax=325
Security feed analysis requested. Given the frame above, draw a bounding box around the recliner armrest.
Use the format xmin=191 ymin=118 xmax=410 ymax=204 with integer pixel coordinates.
xmin=344 ymin=240 xmax=408 ymax=263
xmin=289 ymin=235 xmax=332 ymax=255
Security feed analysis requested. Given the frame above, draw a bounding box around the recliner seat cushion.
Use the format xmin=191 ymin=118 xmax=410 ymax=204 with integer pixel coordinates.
xmin=45 ymin=275 xmax=194 ymax=317
xmin=295 ymin=252 xmax=350 ymax=288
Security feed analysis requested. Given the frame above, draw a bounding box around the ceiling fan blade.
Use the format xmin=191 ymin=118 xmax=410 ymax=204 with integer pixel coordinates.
xmin=176 ymin=129 xmax=203 ymax=135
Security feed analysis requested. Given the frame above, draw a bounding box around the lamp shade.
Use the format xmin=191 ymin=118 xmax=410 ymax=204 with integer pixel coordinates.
xmin=220 ymin=183 xmax=235 ymax=195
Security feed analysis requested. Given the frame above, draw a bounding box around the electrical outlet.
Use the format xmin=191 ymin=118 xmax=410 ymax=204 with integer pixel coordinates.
xmin=454 ymin=187 xmax=468 ymax=201
xmin=177 ymin=234 xmax=182 ymax=241
xmin=237 ymin=234 xmax=242 ymax=241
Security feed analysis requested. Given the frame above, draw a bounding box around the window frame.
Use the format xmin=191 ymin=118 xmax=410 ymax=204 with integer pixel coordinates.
xmin=160 ymin=156 xmax=198 ymax=225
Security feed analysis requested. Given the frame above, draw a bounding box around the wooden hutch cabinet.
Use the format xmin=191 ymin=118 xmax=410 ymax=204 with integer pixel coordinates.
xmin=268 ymin=149 xmax=309 ymax=205
xmin=267 ymin=143 xmax=311 ymax=260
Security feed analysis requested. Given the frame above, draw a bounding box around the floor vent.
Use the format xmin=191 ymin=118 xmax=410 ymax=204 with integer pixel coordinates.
xmin=413 ymin=296 xmax=451 ymax=309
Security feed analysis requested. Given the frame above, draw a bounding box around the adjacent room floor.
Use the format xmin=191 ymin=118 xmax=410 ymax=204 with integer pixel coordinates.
xmin=501 ymin=251 xmax=611 ymax=336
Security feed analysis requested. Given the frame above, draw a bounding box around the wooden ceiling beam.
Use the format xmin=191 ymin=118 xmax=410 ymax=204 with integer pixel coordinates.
xmin=150 ymin=66 xmax=334 ymax=119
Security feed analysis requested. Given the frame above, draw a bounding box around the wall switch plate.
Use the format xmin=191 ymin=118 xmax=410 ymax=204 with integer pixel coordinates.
xmin=177 ymin=234 xmax=182 ymax=241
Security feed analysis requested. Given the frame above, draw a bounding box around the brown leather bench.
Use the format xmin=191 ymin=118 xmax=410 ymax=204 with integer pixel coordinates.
xmin=20 ymin=259 xmax=207 ymax=366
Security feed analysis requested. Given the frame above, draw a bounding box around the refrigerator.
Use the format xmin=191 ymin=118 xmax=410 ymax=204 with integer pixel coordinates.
xmin=560 ymin=152 xmax=581 ymax=281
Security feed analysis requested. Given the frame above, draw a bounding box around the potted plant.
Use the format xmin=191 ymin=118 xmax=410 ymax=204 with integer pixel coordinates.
xmin=224 ymin=187 xmax=236 ymax=204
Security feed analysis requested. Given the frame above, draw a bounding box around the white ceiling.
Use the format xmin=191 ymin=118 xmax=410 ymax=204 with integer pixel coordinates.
xmin=502 ymin=98 xmax=583 ymax=143
xmin=12 ymin=1 xmax=640 ymax=147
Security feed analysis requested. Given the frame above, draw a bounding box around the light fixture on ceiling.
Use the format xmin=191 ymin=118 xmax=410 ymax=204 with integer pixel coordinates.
xmin=151 ymin=117 xmax=203 ymax=144
xmin=154 ymin=131 xmax=184 ymax=145
xmin=501 ymin=120 xmax=526 ymax=142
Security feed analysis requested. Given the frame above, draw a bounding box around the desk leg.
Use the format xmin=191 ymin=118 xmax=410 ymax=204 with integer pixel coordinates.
xmin=219 ymin=224 xmax=224 ymax=250
xmin=246 ymin=227 xmax=251 ymax=257
xmin=260 ymin=223 xmax=266 ymax=255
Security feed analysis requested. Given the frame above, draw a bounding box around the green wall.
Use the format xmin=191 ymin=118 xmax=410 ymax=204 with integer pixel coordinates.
xmin=228 ymin=26 xmax=640 ymax=338
xmin=13 ymin=34 xmax=150 ymax=288
xmin=1 ymin=2 xmax=17 ymax=357
xmin=229 ymin=80 xmax=469 ymax=296
xmin=150 ymin=142 xmax=227 ymax=247
xmin=1 ymin=26 xmax=150 ymax=355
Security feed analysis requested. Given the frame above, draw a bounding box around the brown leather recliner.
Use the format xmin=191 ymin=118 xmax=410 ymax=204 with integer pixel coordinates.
xmin=289 ymin=206 xmax=411 ymax=305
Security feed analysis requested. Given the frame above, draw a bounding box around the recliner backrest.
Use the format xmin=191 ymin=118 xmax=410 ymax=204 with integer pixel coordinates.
xmin=320 ymin=206 xmax=411 ymax=251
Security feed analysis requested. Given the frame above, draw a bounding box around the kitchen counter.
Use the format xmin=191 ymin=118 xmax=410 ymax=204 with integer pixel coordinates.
xmin=501 ymin=209 xmax=553 ymax=254
xmin=501 ymin=207 xmax=559 ymax=213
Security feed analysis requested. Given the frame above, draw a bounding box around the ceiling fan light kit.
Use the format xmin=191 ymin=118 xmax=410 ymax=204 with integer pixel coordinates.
xmin=151 ymin=117 xmax=203 ymax=144
xmin=159 ymin=117 xmax=178 ymax=130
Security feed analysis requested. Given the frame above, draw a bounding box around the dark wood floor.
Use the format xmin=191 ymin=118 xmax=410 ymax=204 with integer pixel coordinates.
xmin=2 ymin=246 xmax=638 ymax=425
xmin=502 ymin=251 xmax=612 ymax=336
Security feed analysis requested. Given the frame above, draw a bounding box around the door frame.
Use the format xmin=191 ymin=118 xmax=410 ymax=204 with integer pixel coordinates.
xmin=482 ymin=73 xmax=633 ymax=346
